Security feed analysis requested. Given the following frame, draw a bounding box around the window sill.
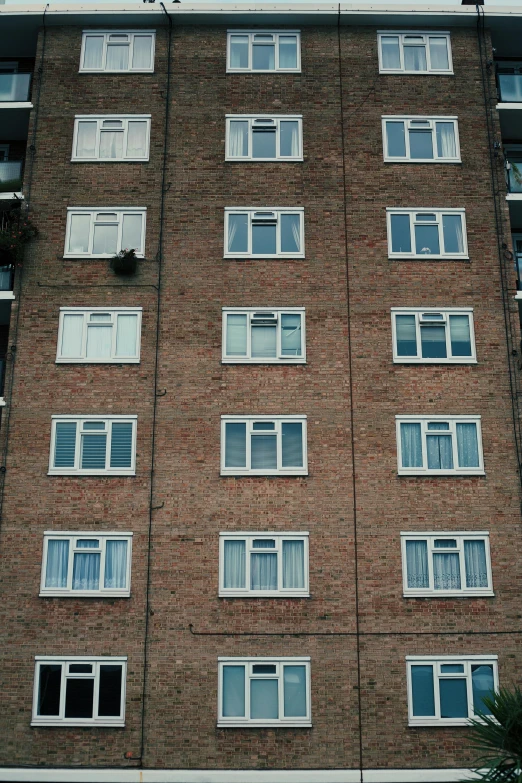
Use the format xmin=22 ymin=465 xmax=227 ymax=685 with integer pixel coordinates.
xmin=217 ymin=721 xmax=312 ymax=728
xmin=0 ymin=102 xmax=33 ymax=110
xmin=71 ymin=158 xmax=150 ymax=163
xmin=219 ymin=591 xmax=310 ymax=598
xmin=409 ymin=719 xmax=474 ymax=727
xmin=389 ymin=255 xmax=469 ymax=261
xmin=39 ymin=591 xmax=131 ymax=598
xmin=0 ymin=291 xmax=15 ymax=299
xmin=78 ymin=69 xmax=155 ymax=75
xmin=379 ymin=69 xmax=454 ymax=76
xmin=496 ymin=102 xmax=522 ymax=110
xmin=384 ymin=158 xmax=461 ymax=164
xmin=222 ymin=358 xmax=306 ymax=365
xmin=225 ymin=158 xmax=303 ymax=163
xmin=31 ymin=720 xmax=125 ymax=728
xmin=48 ymin=470 xmax=136 ymax=477
xmin=393 ymin=358 xmax=477 ymax=365
xmin=403 ymin=591 xmax=494 ymax=598
xmin=398 ymin=470 xmax=485 ymax=477
xmin=223 ymin=255 xmax=305 ymax=260
xmin=0 ymin=192 xmax=23 ymax=201
xmin=221 ymin=470 xmax=308 ymax=477
xmin=63 ymin=255 xmax=144 ymax=260
xmin=55 ymin=358 xmax=140 ymax=364
xmin=226 ymin=69 xmax=301 ymax=74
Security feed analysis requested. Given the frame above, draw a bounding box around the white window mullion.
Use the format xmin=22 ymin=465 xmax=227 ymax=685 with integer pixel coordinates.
xmin=245 ymin=665 xmax=251 ymax=720
xmin=429 ymin=125 xmax=436 ymax=159
xmin=66 ymin=542 xmax=75 ymax=590
xmin=427 ymin=540 xmax=435 ymax=591
xmin=93 ymin=663 xmax=101 ymax=720
xmin=278 ymin=663 xmax=284 ymax=719
xmin=420 ymin=421 xmax=428 ymax=470
xmin=106 ymin=421 xmax=112 ymax=470
xmin=404 ymin=123 xmax=411 ymax=159
xmin=433 ymin=665 xmax=442 ymax=720
xmin=465 ymin=662 xmax=475 ymax=717
xmin=276 ymin=420 xmax=283 ymax=471
xmin=451 ymin=421 xmax=459 ymax=470
xmin=457 ymin=541 xmax=467 ymax=592
xmin=246 ymin=425 xmax=252 ymax=471
xmin=437 ymin=216 xmax=444 ymax=253
xmin=87 ymin=216 xmax=95 ymax=256
xmin=81 ymin=317 xmax=89 ymax=358
xmin=100 ymin=541 xmax=107 ymax=591
xmin=276 ymin=215 xmax=281 ymax=254
xmin=59 ymin=665 xmax=67 ymax=720
xmin=408 ymin=214 xmax=415 ymax=256
xmin=74 ymin=422 xmax=82 ymax=471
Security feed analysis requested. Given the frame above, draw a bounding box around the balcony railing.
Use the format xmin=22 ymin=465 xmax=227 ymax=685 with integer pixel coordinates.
xmin=0 ymin=73 xmax=31 ymax=103
xmin=0 ymin=159 xmax=22 ymax=194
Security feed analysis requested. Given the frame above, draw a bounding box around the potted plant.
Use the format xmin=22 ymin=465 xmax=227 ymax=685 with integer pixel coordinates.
xmin=109 ymin=248 xmax=139 ymax=276
xmin=0 ymin=207 xmax=38 ymax=264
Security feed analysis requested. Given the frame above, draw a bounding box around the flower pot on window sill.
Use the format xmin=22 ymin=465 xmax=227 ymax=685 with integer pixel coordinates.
xmin=109 ymin=249 xmax=139 ymax=276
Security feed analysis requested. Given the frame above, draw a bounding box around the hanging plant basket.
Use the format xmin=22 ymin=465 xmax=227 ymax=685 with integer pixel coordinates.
xmin=109 ymin=248 xmax=139 ymax=276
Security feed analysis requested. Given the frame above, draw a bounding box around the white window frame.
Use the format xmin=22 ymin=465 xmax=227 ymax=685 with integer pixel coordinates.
xmin=401 ymin=532 xmax=493 ymax=598
xmin=40 ymin=531 xmax=133 ymax=598
xmin=32 ymin=656 xmax=127 ymax=727
xmin=221 ymin=415 xmax=308 ymax=476
xmin=406 ymin=655 xmax=498 ymax=727
xmin=391 ymin=308 xmax=476 ymax=364
xmin=382 ymin=116 xmax=460 ymax=163
xmin=219 ymin=532 xmax=309 ymax=597
xmin=71 ymin=115 xmax=151 ymax=162
xmin=226 ymin=30 xmax=301 ymax=73
xmin=377 ymin=32 xmax=453 ymax=75
xmin=225 ymin=115 xmax=303 ymax=162
xmin=64 ymin=207 xmax=146 ymax=259
xmin=56 ymin=307 xmax=142 ymax=364
xmin=224 ymin=208 xmax=305 ymax=259
xmin=222 ymin=307 xmax=306 ymax=364
xmin=80 ymin=31 xmax=155 ymax=73
xmin=218 ymin=657 xmax=311 ymax=727
xmin=49 ymin=415 xmax=137 ymax=476
xmin=396 ymin=415 xmax=484 ymax=476
xmin=386 ymin=208 xmax=468 ymax=260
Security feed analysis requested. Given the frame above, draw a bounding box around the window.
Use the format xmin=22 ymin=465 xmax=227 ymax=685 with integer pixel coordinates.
xmin=226 ymin=116 xmax=302 ymax=161
xmin=396 ymin=416 xmax=484 ymax=476
xmin=378 ymin=32 xmax=452 ymax=74
xmin=382 ymin=117 xmax=460 ymax=162
xmin=64 ymin=208 xmax=146 ymax=258
xmin=41 ymin=532 xmax=132 ymax=597
xmin=32 ymin=657 xmax=126 ymax=726
xmin=80 ymin=31 xmax=155 ymax=72
xmin=218 ymin=658 xmax=311 ymax=727
xmin=224 ymin=209 xmax=304 ymax=258
xmin=407 ymin=656 xmax=497 ymax=727
xmin=227 ymin=31 xmax=300 ymax=72
xmin=57 ymin=308 xmax=142 ymax=363
xmin=221 ymin=416 xmax=307 ymax=476
xmin=497 ymin=62 xmax=522 ymax=103
xmin=72 ymin=116 xmax=150 ymax=162
xmin=222 ymin=308 xmax=305 ymax=363
xmin=391 ymin=308 xmax=475 ymax=363
xmin=49 ymin=416 xmax=137 ymax=476
xmin=387 ymin=209 xmax=467 ymax=259
xmin=401 ymin=533 xmax=492 ymax=597
xmin=219 ymin=533 xmax=309 ymax=597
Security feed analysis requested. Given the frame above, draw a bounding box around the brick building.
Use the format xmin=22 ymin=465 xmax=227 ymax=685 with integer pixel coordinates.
xmin=0 ymin=2 xmax=521 ymax=782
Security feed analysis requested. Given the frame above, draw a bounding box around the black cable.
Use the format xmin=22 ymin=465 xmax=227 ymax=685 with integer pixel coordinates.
xmin=137 ymin=4 xmax=172 ymax=767
xmin=189 ymin=624 xmax=522 ymax=637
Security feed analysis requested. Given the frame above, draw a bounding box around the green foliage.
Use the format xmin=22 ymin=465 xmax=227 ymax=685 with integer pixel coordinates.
xmin=0 ymin=207 xmax=37 ymax=261
xmin=465 ymin=687 xmax=522 ymax=783
xmin=109 ymin=248 xmax=139 ymax=276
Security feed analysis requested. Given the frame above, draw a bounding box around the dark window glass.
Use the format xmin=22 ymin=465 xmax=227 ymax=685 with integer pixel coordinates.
xmin=420 ymin=325 xmax=447 ymax=358
xmin=409 ymin=130 xmax=433 ymax=159
xmin=98 ymin=665 xmax=123 ymax=716
xmin=38 ymin=664 xmax=62 ymax=716
xmin=252 ymin=664 xmax=277 ymax=674
xmin=69 ymin=664 xmax=93 ymax=673
xmin=252 ymin=129 xmax=276 ymax=159
xmin=65 ymin=678 xmax=94 ymax=718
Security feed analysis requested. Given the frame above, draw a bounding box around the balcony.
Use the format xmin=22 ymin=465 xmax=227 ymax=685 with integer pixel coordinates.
xmin=0 ymin=158 xmax=22 ymax=199
xmin=0 ymin=72 xmax=31 ymax=105
xmin=496 ymin=64 xmax=522 ymax=138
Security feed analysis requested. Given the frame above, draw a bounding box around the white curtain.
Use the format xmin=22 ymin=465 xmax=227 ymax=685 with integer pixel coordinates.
xmin=121 ymin=214 xmax=142 ymax=253
xmin=104 ymin=540 xmax=128 ymax=589
xmin=92 ymin=224 xmax=118 ymax=255
xmin=230 ymin=35 xmax=249 ymax=69
xmin=429 ymin=38 xmax=449 ymax=70
xmin=106 ymin=44 xmax=129 ymax=71
xmin=433 ymin=552 xmax=461 ymax=590
xmin=127 ymin=122 xmax=147 ymax=158
xmin=99 ymin=131 xmax=123 ymax=159
xmin=86 ymin=325 xmax=112 ymax=359
xmin=132 ymin=36 xmax=153 ymax=70
xmin=224 ymin=423 xmax=246 ymax=467
xmin=464 ymin=540 xmax=488 ymax=588
xmin=83 ymin=36 xmax=104 ymax=69
xmin=222 ymin=665 xmax=245 ymax=717
xmin=251 ymin=679 xmax=278 ymax=718
xmin=61 ymin=314 xmax=84 ymax=358
xmin=72 ymin=541 xmax=100 ymax=590
xmin=427 ymin=434 xmax=453 ymax=470
xmin=405 ymin=540 xmax=429 ymax=588
xmin=229 ymin=121 xmax=248 ymax=157
xmin=278 ymin=36 xmax=297 ymax=69
xmin=76 ymin=122 xmax=97 ymax=158
xmin=436 ymin=122 xmax=456 ymax=158
xmin=45 ymin=540 xmax=69 ymax=588
xmin=400 ymin=423 xmax=422 ymax=468
xmin=380 ymin=36 xmax=401 ymax=69
xmin=282 ymin=540 xmax=304 ymax=588
xmin=283 ymin=665 xmax=306 ymax=717
xmin=251 ymin=551 xmax=277 ymax=590
xmin=223 ymin=540 xmax=246 ymax=588
xmin=115 ymin=314 xmax=138 ymax=357
xmin=251 ymin=325 xmax=276 ymax=358
xmin=226 ymin=314 xmax=247 ymax=356
xmin=404 ymin=46 xmax=427 ymax=71
xmin=456 ymin=423 xmax=479 ymax=468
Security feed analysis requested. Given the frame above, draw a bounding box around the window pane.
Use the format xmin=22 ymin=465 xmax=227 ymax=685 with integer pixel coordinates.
xmin=433 ymin=553 xmax=461 ymax=590
xmin=132 ymin=35 xmax=153 ymax=70
xmin=415 ymin=224 xmax=440 ymax=255
xmin=54 ymin=422 xmax=77 ymax=468
xmin=251 ymin=435 xmax=277 ymax=470
xmin=223 ymin=665 xmax=245 ymax=717
xmin=61 ymin=314 xmax=84 ymax=358
xmin=38 ymin=664 xmax=62 ymax=715
xmin=251 ymin=324 xmax=277 ymax=358
xmin=400 ymin=422 xmax=422 ymax=468
xmin=381 ymin=36 xmax=401 ymax=69
xmin=251 ymin=679 xmax=278 ymax=719
xmin=83 ymin=36 xmax=104 ymax=69
xmin=81 ymin=434 xmax=107 ymax=470
xmin=127 ymin=121 xmax=147 ymax=158
xmin=225 ymin=422 xmax=247 ymax=467
xmin=252 ymin=223 xmax=276 ymax=255
xmin=436 ymin=123 xmax=456 ymax=159
xmin=420 ymin=325 xmax=447 ymax=359
xmin=86 ymin=325 xmax=112 ymax=359
xmin=284 ymin=665 xmax=306 ymax=717
xmin=282 ymin=422 xmax=303 ymax=467
xmin=441 ymin=664 xmax=464 ymax=673
xmin=106 ymin=43 xmax=129 ymax=71
xmin=229 ymin=121 xmax=248 ymax=157
xmin=230 ymin=35 xmax=249 ymax=68
xmin=281 ymin=314 xmax=302 ymax=357
xmin=456 ymin=423 xmax=479 ymax=468
xmin=223 ymin=540 xmax=246 ymax=588
xmin=104 ymin=540 xmax=128 ymax=589
xmin=449 ymin=315 xmax=472 ymax=357
xmin=99 ymin=130 xmax=123 ymax=159
xmin=280 ymin=121 xmax=299 ymax=157
xmin=253 ymin=44 xmax=275 ymax=70
xmin=386 ymin=121 xmax=406 ymax=157
xmin=279 ymin=36 xmax=297 ymax=69
xmin=92 ymin=223 xmax=118 ymax=256
xmin=72 ymin=552 xmax=100 ymax=590
xmin=65 ymin=678 xmax=94 ymax=718
xmin=409 ymin=130 xmax=433 ymax=159
xmin=252 ymin=129 xmax=276 ymax=159
xmin=440 ymin=678 xmax=468 ymax=718
xmin=76 ymin=122 xmax=97 ymax=158
xmin=464 ymin=540 xmax=488 ymax=588
xmin=429 ymin=37 xmax=449 ymax=70
xmin=282 ymin=540 xmax=305 ymax=588
xmin=442 ymin=215 xmax=464 ymax=254
xmin=405 ymin=540 xmax=429 ymax=588
xmin=395 ymin=315 xmax=417 ymax=356
xmin=121 ymin=214 xmax=143 ymax=254
xmin=411 ymin=665 xmax=435 ymax=716
xmin=228 ymin=214 xmax=248 ymax=253
xmin=251 ymin=552 xmax=277 ymax=590
xmin=45 ymin=540 xmax=69 ymax=588
xmin=472 ymin=665 xmax=494 ymax=715
xmin=68 ymin=214 xmax=91 ymax=254
xmin=110 ymin=423 xmax=133 ymax=468
xmin=98 ymin=665 xmax=122 ymax=716
xmin=280 ymin=214 xmax=301 ymax=253
xmin=390 ymin=214 xmax=411 ymax=253
xmin=116 ymin=314 xmax=138 ymax=357
xmin=426 ymin=434 xmax=453 ymax=470
xmin=404 ymin=45 xmax=427 ymax=71
xmin=226 ymin=314 xmax=247 ymax=356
